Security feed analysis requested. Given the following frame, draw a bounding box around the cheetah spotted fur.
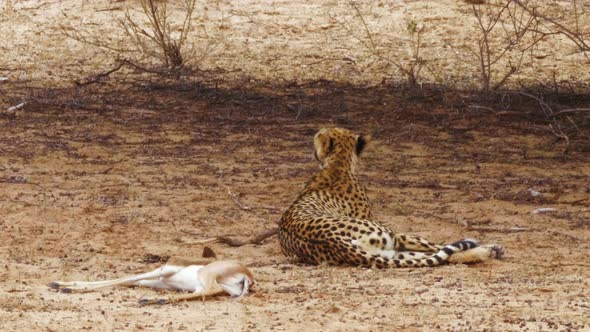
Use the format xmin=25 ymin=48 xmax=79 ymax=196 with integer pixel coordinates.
xmin=279 ymin=127 xmax=504 ymax=268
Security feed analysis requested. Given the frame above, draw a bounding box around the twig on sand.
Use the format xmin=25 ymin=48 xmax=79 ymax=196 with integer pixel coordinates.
xmin=226 ymin=188 xmax=279 ymax=211
xmin=21 ymin=1 xmax=60 ymax=10
xmin=96 ymin=6 xmax=123 ymax=12
xmin=468 ymin=226 xmax=529 ymax=233
xmin=7 ymin=102 xmax=26 ymax=112
xmin=551 ymin=108 xmax=590 ymax=118
xmin=187 ymin=228 xmax=279 ymax=247
xmin=74 ymin=62 xmax=125 ymax=86
xmin=227 ymin=189 xmax=253 ymax=211
xmin=531 ymin=207 xmax=557 ymax=214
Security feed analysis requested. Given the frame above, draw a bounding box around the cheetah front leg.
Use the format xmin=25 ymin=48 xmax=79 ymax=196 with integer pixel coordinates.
xmin=393 ymin=233 xmax=444 ymax=253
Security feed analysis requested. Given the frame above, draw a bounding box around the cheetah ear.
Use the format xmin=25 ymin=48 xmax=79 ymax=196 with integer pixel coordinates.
xmin=356 ymin=134 xmax=372 ymax=155
xmin=314 ymin=129 xmax=335 ymax=162
xmin=327 ymin=137 xmax=335 ymax=154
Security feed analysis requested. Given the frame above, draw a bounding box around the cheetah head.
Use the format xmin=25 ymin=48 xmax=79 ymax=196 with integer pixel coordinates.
xmin=313 ymin=127 xmax=371 ymax=170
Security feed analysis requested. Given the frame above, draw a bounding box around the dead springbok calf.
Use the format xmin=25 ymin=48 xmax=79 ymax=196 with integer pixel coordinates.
xmin=48 ymin=259 xmax=255 ymax=305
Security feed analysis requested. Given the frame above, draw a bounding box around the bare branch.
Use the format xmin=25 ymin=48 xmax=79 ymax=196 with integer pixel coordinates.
xmin=454 ymin=0 xmax=547 ymax=92
xmin=552 ymin=108 xmax=590 ymax=118
xmin=513 ymin=0 xmax=590 ymax=53
xmin=74 ymin=61 xmax=125 ymax=86
xmin=189 ymin=228 xmax=279 ymax=247
xmin=331 ymin=1 xmax=428 ymax=87
xmin=61 ymin=0 xmax=206 ymax=76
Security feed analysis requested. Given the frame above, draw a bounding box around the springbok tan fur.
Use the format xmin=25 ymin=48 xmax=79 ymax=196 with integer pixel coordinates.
xmin=48 ymin=258 xmax=255 ymax=305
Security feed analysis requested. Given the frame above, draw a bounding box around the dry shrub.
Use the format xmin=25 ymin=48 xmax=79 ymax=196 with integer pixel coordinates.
xmin=329 ymin=1 xmax=429 ymax=89
xmin=121 ymin=0 xmax=198 ymax=72
xmin=451 ymin=0 xmax=545 ymax=92
xmin=61 ymin=0 xmax=218 ymax=76
xmin=514 ymin=0 xmax=590 ymax=55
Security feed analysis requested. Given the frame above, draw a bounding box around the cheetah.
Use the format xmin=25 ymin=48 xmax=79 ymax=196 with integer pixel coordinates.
xmin=279 ymin=127 xmax=503 ymax=268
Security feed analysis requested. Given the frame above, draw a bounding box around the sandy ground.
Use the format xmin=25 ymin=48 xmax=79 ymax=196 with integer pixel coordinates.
xmin=1 ymin=0 xmax=590 ymax=86
xmin=1 ymin=1 xmax=590 ymax=331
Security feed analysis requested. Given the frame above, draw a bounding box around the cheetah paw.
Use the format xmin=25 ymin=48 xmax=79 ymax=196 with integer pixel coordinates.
xmin=486 ymin=244 xmax=505 ymax=259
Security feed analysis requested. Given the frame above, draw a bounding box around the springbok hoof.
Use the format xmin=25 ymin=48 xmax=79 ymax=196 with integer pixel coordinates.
xmin=48 ymin=282 xmax=60 ymax=290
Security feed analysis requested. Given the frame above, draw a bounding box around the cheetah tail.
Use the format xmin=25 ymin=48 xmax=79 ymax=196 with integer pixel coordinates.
xmin=387 ymin=239 xmax=479 ymax=268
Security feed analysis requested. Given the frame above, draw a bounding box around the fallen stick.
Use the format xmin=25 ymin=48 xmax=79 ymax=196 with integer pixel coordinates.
xmin=227 ymin=189 xmax=252 ymax=211
xmin=227 ymin=189 xmax=279 ymax=211
xmin=467 ymin=226 xmax=529 ymax=233
xmin=531 ymin=207 xmax=557 ymax=214
xmin=96 ymin=6 xmax=123 ymax=12
xmin=7 ymin=102 xmax=26 ymax=112
xmin=551 ymin=108 xmax=590 ymax=117
xmin=74 ymin=62 xmax=124 ymax=86
xmin=189 ymin=228 xmax=279 ymax=247
xmin=21 ymin=1 xmax=60 ymax=10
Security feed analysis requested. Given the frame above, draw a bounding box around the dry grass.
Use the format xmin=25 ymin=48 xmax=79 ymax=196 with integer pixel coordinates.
xmin=2 ymin=0 xmax=589 ymax=88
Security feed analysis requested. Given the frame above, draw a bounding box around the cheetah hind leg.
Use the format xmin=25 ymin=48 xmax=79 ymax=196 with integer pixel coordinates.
xmin=394 ymin=234 xmax=444 ymax=253
xmin=392 ymin=251 xmax=437 ymax=260
xmin=447 ymin=244 xmax=505 ymax=264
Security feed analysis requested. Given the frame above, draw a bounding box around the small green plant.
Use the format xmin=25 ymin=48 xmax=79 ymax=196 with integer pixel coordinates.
xmin=403 ymin=19 xmax=427 ymax=88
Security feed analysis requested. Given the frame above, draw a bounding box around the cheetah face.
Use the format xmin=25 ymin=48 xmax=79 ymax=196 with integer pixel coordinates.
xmin=313 ymin=128 xmax=371 ymax=168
